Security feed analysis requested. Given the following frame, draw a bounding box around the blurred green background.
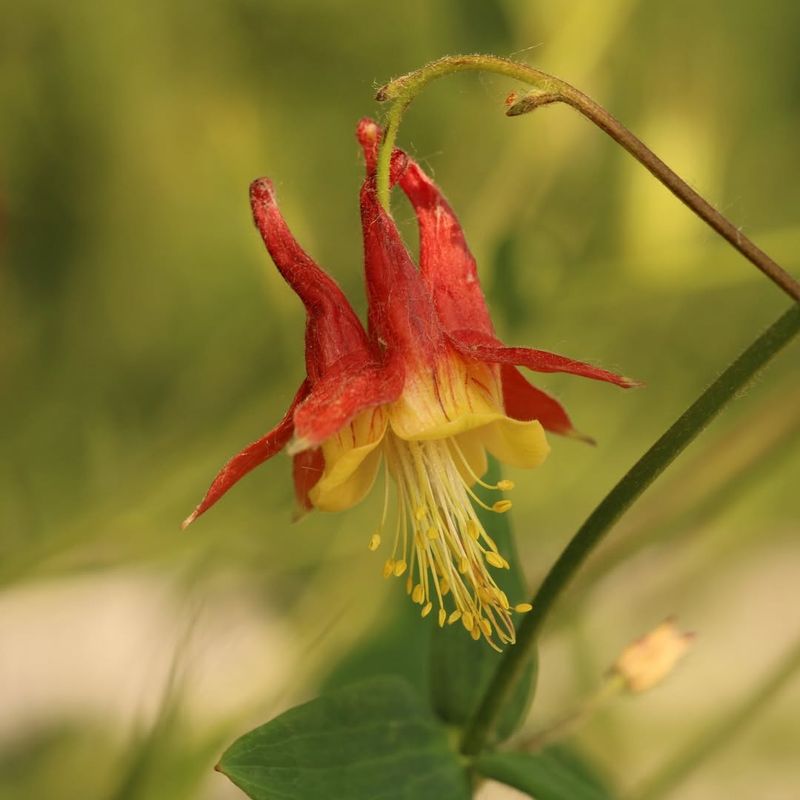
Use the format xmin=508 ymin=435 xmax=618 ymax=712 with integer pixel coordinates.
xmin=1 ymin=1 xmax=798 ymax=798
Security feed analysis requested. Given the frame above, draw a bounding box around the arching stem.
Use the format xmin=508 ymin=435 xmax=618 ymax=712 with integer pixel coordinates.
xmin=375 ymin=54 xmax=800 ymax=302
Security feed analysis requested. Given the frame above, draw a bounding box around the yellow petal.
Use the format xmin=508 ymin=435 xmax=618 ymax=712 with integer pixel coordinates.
xmin=309 ymin=409 xmax=387 ymax=512
xmin=481 ymin=417 xmax=550 ymax=469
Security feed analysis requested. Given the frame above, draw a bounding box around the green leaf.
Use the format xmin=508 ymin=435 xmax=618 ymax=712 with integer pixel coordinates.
xmin=430 ymin=456 xmax=537 ymax=743
xmin=217 ymin=676 xmax=471 ymax=800
xmin=476 ymin=749 xmax=616 ymax=800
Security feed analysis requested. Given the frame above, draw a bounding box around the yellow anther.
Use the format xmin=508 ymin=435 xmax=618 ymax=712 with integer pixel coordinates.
xmin=470 ymin=625 xmax=481 ymax=641
xmin=478 ymin=588 xmax=493 ymax=605
xmin=496 ymin=479 xmax=515 ymax=491
xmin=497 ymin=590 xmax=510 ymax=609
xmin=393 ymin=559 xmax=408 ymax=577
xmin=368 ymin=533 xmax=381 ymax=552
xmin=480 ymin=618 xmax=492 ymax=637
xmin=426 ymin=527 xmax=438 ymax=540
xmin=485 ymin=551 xmax=506 ymax=569
xmin=467 ymin=520 xmax=480 ymax=540
xmin=421 ymin=602 xmax=433 ymax=618
xmin=439 ymin=578 xmax=450 ymax=596
xmin=462 ymin=612 xmax=474 ymax=632
xmin=448 ymin=610 xmax=462 ymax=625
xmin=412 ymin=584 xmax=425 ymax=604
xmin=492 ymin=499 xmax=513 ymax=513
xmin=415 ymin=506 xmax=427 ymax=521
xmin=458 ymin=556 xmax=469 ymax=574
xmin=405 ymin=575 xmax=413 ymax=594
xmin=515 ymin=602 xmax=533 ymax=613
xmin=383 ymin=559 xmax=395 ymax=578
xmin=438 ymin=608 xmax=447 ymax=627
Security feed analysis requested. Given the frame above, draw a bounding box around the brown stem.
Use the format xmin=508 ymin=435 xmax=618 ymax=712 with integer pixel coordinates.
xmin=509 ymin=86 xmax=800 ymax=302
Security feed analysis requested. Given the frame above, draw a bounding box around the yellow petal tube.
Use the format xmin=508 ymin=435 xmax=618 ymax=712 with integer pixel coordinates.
xmin=388 ymin=352 xmax=506 ymax=441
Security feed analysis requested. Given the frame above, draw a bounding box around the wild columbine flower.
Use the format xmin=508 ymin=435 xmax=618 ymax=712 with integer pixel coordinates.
xmin=183 ymin=119 xmax=636 ymax=648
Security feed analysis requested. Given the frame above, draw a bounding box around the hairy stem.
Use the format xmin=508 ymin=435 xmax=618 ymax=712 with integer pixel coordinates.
xmin=460 ymin=304 xmax=800 ymax=755
xmin=376 ymin=55 xmax=800 ymax=302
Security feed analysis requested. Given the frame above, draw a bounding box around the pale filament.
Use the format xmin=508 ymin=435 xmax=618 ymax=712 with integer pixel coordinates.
xmin=369 ymin=432 xmax=531 ymax=650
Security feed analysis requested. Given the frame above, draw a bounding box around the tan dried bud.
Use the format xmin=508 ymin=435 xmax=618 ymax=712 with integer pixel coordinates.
xmin=612 ymin=618 xmax=694 ymax=693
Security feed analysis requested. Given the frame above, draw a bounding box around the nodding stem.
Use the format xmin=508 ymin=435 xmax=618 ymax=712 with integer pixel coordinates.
xmin=375 ymin=54 xmax=800 ymax=301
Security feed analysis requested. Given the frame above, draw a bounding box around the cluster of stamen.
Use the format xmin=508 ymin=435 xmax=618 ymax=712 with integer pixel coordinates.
xmin=367 ymin=434 xmax=532 ymax=650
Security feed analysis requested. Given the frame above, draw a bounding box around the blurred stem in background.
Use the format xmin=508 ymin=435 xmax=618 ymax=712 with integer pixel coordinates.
xmin=517 ymin=673 xmax=626 ymax=752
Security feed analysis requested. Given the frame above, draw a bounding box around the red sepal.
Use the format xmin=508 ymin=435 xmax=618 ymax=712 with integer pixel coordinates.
xmin=501 ymin=364 xmax=594 ymax=443
xmin=291 ymin=352 xmax=403 ymax=450
xmin=182 ymin=380 xmax=310 ymax=528
xmin=360 ymin=176 xmax=446 ymax=361
xmin=250 ymin=178 xmax=374 ymax=382
xmin=450 ymin=329 xmax=639 ymax=388
xmin=398 ymin=161 xmax=495 ymax=337
xmin=356 ymin=118 xmax=493 ymax=337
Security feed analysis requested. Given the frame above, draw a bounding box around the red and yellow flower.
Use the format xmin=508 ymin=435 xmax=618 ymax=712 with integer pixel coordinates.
xmin=184 ymin=119 xmax=635 ymax=648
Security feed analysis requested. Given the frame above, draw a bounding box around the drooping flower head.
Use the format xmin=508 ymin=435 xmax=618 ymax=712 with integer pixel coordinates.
xmin=183 ymin=119 xmax=636 ymax=648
